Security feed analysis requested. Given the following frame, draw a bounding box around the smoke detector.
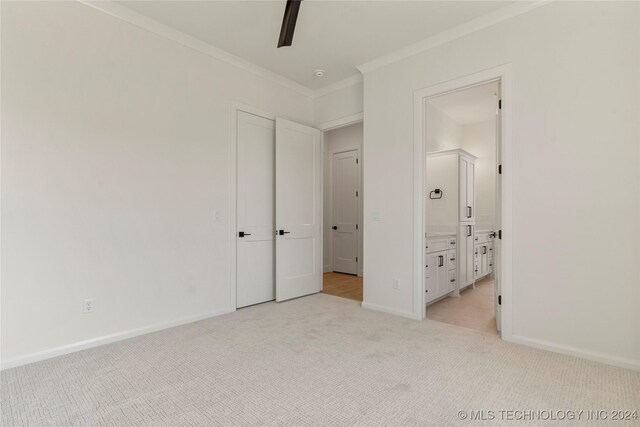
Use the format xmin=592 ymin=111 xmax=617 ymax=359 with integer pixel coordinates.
xmin=314 ymin=69 xmax=325 ymax=78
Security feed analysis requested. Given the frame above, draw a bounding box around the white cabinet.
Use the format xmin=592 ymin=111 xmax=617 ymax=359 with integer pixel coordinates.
xmin=425 ymin=235 xmax=457 ymax=304
xmin=458 ymin=223 xmax=475 ymax=288
xmin=426 ymin=150 xmax=477 ymax=228
xmin=474 ymin=231 xmax=494 ymax=280
xmin=459 ymin=157 xmax=475 ymax=222
xmin=425 ymin=149 xmax=477 ymax=299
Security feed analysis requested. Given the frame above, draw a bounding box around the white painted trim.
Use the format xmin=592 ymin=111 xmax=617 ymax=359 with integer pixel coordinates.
xmin=1 ymin=307 xmax=234 ymax=370
xmin=357 ymin=1 xmax=551 ymax=74
xmin=317 ymin=113 xmax=364 ymax=132
xmin=362 ymin=301 xmax=421 ymax=320
xmin=78 ymin=0 xmax=314 ymax=98
xmin=507 ymin=335 xmax=640 ymax=372
xmin=413 ymin=65 xmax=513 ymax=340
xmin=312 ymin=74 xmax=363 ymax=99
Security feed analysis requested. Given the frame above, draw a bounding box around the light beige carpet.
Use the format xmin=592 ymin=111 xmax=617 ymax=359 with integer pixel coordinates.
xmin=2 ymin=294 xmax=639 ymax=426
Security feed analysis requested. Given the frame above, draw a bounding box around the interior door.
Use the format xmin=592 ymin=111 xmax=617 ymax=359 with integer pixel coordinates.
xmin=332 ymin=149 xmax=359 ymax=275
xmin=494 ymin=87 xmax=503 ymax=333
xmin=275 ymin=118 xmax=322 ymax=302
xmin=236 ymin=111 xmax=275 ymax=308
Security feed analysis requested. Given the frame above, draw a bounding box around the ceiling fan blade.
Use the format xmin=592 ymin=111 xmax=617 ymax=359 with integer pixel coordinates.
xmin=277 ymin=0 xmax=302 ymax=48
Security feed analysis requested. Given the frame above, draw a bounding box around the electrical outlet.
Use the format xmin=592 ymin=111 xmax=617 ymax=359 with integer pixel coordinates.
xmin=393 ymin=279 xmax=400 ymax=290
xmin=83 ymin=298 xmax=95 ymax=313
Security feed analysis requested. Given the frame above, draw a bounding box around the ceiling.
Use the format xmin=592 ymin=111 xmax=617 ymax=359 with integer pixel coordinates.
xmin=114 ymin=1 xmax=517 ymax=90
xmin=428 ymin=81 xmax=499 ymax=125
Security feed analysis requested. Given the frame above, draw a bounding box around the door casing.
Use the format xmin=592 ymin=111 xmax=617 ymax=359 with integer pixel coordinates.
xmin=414 ymin=65 xmax=513 ymax=342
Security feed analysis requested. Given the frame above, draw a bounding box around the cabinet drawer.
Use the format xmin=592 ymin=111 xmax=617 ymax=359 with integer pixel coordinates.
xmin=448 ymin=250 xmax=456 ymax=271
xmin=426 ymin=236 xmax=456 ymax=253
xmin=475 ymin=232 xmax=489 ymax=244
xmin=448 ymin=269 xmax=457 ymax=289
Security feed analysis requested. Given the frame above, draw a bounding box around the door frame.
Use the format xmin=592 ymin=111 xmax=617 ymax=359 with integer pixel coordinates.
xmin=327 ymin=146 xmax=361 ymax=275
xmin=413 ymin=64 xmax=513 ymax=340
xmin=230 ymin=103 xmax=276 ymax=311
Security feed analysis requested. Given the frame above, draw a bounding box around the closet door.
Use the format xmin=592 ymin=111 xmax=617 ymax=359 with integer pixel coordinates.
xmin=275 ymin=118 xmax=323 ymax=302
xmin=236 ymin=112 xmax=275 ymax=308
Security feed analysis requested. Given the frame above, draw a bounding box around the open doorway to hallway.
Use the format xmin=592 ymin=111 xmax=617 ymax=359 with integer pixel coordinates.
xmin=321 ymin=122 xmax=364 ymax=302
xmin=423 ymin=80 xmax=502 ymax=334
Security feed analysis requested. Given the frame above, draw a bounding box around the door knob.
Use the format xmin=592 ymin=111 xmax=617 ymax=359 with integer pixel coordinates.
xmin=332 ymin=226 xmax=337 ymax=230
xmin=238 ymin=231 xmax=252 ymax=237
xmin=278 ymin=230 xmax=291 ymax=235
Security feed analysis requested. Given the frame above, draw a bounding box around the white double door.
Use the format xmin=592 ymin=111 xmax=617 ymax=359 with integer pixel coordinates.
xmin=236 ymin=112 xmax=322 ymax=308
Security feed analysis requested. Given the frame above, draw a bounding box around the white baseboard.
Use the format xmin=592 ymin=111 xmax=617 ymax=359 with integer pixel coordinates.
xmin=1 ymin=307 xmax=235 ymax=371
xmin=323 ymin=264 xmax=332 ymax=273
xmin=361 ymin=301 xmax=421 ymax=320
xmin=507 ymin=335 xmax=640 ymax=372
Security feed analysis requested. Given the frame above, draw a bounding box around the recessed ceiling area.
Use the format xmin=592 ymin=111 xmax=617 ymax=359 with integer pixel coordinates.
xmin=428 ymin=81 xmax=499 ymax=125
xmin=114 ymin=0 xmax=518 ymax=90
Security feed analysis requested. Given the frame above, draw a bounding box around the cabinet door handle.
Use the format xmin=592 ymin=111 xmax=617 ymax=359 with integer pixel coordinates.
xmin=467 ymin=225 xmax=472 ymax=237
xmin=467 ymin=206 xmax=472 ymax=218
xmin=482 ymin=246 xmax=487 ymax=254
xmin=438 ymin=255 xmax=444 ymax=267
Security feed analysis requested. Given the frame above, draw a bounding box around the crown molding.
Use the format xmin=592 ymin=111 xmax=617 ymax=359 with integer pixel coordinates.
xmin=312 ymin=74 xmax=363 ymax=99
xmin=78 ymin=0 xmax=315 ymax=98
xmin=357 ymin=0 xmax=552 ymax=74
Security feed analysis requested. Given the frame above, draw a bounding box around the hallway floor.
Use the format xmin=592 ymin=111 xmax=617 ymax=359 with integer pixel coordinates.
xmin=322 ymin=272 xmax=363 ymax=301
xmin=426 ymin=277 xmax=497 ymax=334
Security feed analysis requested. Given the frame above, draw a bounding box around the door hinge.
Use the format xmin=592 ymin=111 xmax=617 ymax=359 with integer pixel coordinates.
xmin=498 ymin=99 xmax=502 ymax=109
xmin=498 ymin=295 xmax=502 ymax=305
xmin=498 ymin=230 xmax=502 ymax=239
xmin=498 ymin=164 xmax=502 ymax=175
xmin=356 ymin=257 xmax=358 ymax=262
xmin=356 ymin=158 xmax=359 ymax=164
xmin=356 ymin=191 xmax=359 ymax=197
xmin=356 ymin=224 xmax=358 ymax=230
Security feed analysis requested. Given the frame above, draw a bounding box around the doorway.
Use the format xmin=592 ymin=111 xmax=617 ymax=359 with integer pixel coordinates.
xmin=418 ymin=76 xmax=506 ymax=335
xmin=321 ymin=122 xmax=364 ymax=302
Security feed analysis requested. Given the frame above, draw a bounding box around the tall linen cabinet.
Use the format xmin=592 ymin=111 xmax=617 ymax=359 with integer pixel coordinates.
xmin=425 ymin=149 xmax=476 ymax=304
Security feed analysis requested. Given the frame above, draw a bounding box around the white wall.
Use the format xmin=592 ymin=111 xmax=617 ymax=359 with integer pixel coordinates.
xmin=1 ymin=2 xmax=313 ymax=367
xmin=313 ymin=82 xmax=363 ymax=128
xmin=363 ymin=1 xmax=640 ymax=368
xmin=462 ymin=120 xmax=496 ymax=231
xmin=323 ymin=123 xmax=364 ymax=276
xmin=425 ymin=103 xmax=462 ymax=152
